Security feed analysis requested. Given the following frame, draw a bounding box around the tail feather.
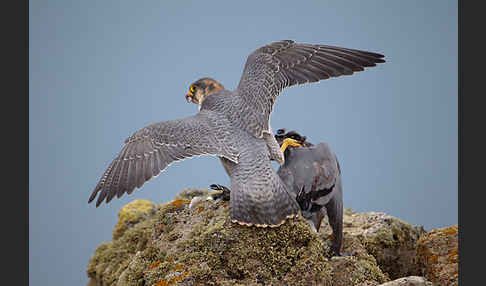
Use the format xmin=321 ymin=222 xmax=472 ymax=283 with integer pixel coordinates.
xmin=229 ymin=178 xmax=300 ymax=227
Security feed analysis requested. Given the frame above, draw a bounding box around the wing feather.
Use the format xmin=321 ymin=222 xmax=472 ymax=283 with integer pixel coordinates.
xmin=236 ymin=40 xmax=385 ymax=137
xmin=127 ymin=159 xmax=137 ymax=194
xmin=135 ymin=154 xmax=145 ymax=189
xmin=89 ymin=110 xmax=239 ymax=206
xmin=117 ymin=158 xmax=130 ymax=198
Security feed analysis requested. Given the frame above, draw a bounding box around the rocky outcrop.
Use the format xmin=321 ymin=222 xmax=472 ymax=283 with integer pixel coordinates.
xmin=86 ymin=189 xmax=455 ymax=286
xmin=378 ymin=276 xmax=434 ymax=286
xmin=319 ymin=209 xmax=427 ymax=279
xmin=416 ymin=225 xmax=458 ymax=286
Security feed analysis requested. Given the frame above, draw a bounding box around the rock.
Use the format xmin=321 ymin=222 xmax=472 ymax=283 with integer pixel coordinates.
xmin=377 ymin=276 xmax=434 ymax=286
xmin=319 ymin=209 xmax=426 ymax=279
xmin=174 ymin=188 xmax=212 ymax=201
xmin=112 ymin=199 xmax=156 ymax=240
xmin=86 ymin=189 xmax=455 ymax=286
xmin=86 ymin=277 xmax=100 ymax=286
xmin=416 ymin=225 xmax=458 ymax=286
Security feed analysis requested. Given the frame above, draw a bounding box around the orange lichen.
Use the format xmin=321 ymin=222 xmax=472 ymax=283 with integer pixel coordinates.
xmin=171 ymin=275 xmax=183 ymax=284
xmin=442 ymin=225 xmax=458 ymax=236
xmin=167 ymin=199 xmax=190 ymax=211
xmin=174 ymin=264 xmax=185 ymax=271
xmin=416 ymin=225 xmax=458 ymax=285
xmin=147 ymin=261 xmax=162 ymax=271
xmin=196 ymin=206 xmax=205 ymax=213
xmin=448 ymin=248 xmax=458 ymax=263
xmin=154 ymin=279 xmax=169 ymax=286
xmin=153 ymin=271 xmax=190 ymax=286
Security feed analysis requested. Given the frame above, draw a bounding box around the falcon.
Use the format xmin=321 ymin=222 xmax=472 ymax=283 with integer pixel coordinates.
xmin=89 ymin=40 xmax=384 ymax=227
xmin=211 ymin=128 xmax=344 ymax=256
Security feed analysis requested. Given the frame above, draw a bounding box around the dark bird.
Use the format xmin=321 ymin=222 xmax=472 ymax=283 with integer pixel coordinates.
xmin=275 ymin=129 xmax=343 ymax=256
xmin=211 ymin=128 xmax=344 ymax=256
xmin=89 ymin=40 xmax=384 ymax=228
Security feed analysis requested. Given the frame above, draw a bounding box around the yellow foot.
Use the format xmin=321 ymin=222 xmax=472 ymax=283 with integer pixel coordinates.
xmin=280 ymin=138 xmax=303 ymax=152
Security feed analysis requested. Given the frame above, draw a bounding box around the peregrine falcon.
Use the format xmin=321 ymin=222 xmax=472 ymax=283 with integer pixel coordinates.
xmin=211 ymin=128 xmax=344 ymax=256
xmin=89 ymin=40 xmax=384 ymax=227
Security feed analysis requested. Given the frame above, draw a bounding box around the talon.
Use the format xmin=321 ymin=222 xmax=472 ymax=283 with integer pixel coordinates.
xmin=209 ymin=184 xmax=228 ymax=192
xmin=209 ymin=184 xmax=231 ymax=201
xmin=280 ymin=138 xmax=303 ymax=152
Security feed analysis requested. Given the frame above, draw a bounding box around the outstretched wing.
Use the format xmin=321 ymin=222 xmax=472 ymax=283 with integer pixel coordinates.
xmin=89 ymin=110 xmax=239 ymax=207
xmin=236 ymin=40 xmax=385 ymax=137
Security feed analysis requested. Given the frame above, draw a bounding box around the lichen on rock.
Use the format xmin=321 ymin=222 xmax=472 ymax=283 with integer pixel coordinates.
xmin=320 ymin=210 xmax=426 ymax=279
xmin=378 ymin=276 xmax=434 ymax=286
xmin=416 ymin=225 xmax=458 ymax=286
xmin=112 ymin=199 xmax=156 ymax=240
xmin=86 ymin=188 xmax=454 ymax=286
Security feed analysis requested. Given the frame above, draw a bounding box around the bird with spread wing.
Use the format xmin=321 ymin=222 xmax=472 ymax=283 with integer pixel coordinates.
xmin=89 ymin=40 xmax=384 ymax=227
xmin=211 ymin=128 xmax=344 ymax=256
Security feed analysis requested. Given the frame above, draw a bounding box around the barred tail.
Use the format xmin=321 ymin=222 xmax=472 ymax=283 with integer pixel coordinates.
xmin=229 ymin=178 xmax=300 ymax=227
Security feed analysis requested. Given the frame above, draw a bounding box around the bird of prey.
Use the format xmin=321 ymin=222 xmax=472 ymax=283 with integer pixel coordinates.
xmin=211 ymin=128 xmax=344 ymax=256
xmin=88 ymin=40 xmax=384 ymax=227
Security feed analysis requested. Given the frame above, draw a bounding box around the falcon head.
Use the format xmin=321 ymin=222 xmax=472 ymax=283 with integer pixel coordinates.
xmin=186 ymin=77 xmax=225 ymax=104
xmin=275 ymin=129 xmax=312 ymax=148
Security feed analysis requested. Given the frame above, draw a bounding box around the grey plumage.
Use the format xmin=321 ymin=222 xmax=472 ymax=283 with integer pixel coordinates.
xmin=210 ymin=128 xmax=344 ymax=255
xmin=276 ymin=129 xmax=343 ymax=256
xmin=89 ymin=111 xmax=240 ymax=206
xmin=235 ymin=40 xmax=385 ymax=139
xmin=89 ymin=40 xmax=384 ymax=227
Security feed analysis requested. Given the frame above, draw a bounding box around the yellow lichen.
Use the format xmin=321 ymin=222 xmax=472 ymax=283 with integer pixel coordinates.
xmin=88 ymin=190 xmax=396 ymax=286
xmin=113 ymin=199 xmax=154 ymax=239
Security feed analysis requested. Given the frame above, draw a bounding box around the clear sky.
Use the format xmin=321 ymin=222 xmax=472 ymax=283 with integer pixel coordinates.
xmin=29 ymin=1 xmax=457 ymax=285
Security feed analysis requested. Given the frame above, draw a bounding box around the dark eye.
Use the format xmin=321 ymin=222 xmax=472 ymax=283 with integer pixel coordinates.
xmin=277 ymin=129 xmax=285 ymax=135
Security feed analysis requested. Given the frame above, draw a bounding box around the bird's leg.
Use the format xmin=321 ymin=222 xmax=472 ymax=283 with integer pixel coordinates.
xmin=280 ymin=138 xmax=303 ymax=153
xmin=263 ymin=131 xmax=285 ymax=164
xmin=325 ymin=196 xmax=343 ymax=257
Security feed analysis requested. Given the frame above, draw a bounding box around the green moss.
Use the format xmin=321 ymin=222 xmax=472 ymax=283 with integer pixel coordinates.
xmin=87 ymin=198 xmax=183 ymax=286
xmin=170 ymin=205 xmax=334 ymax=284
xmin=87 ymin=216 xmax=159 ymax=285
xmin=359 ymin=216 xmax=425 ymax=279
xmin=87 ymin=189 xmax=391 ymax=286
